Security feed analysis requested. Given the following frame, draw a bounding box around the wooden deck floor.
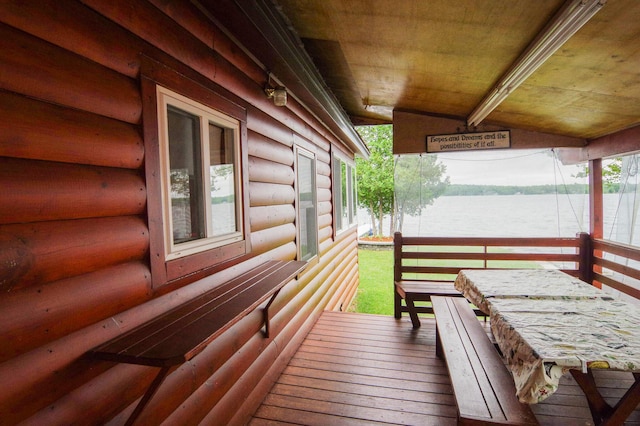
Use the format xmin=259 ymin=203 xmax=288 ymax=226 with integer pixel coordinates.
xmin=251 ymin=311 xmax=640 ymax=425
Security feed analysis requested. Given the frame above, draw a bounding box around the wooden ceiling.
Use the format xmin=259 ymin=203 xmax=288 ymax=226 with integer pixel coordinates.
xmin=273 ymin=0 xmax=640 ymax=141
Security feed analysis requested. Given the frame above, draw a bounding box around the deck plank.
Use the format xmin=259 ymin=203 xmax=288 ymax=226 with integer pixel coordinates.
xmin=252 ymin=311 xmax=640 ymax=425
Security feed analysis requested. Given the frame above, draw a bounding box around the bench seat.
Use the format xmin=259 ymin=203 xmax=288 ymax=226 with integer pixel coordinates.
xmin=432 ymin=296 xmax=538 ymax=425
xmin=394 ymin=280 xmax=462 ymax=327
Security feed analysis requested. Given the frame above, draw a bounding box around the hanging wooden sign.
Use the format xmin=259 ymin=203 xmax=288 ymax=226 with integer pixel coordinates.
xmin=426 ymin=130 xmax=510 ymax=153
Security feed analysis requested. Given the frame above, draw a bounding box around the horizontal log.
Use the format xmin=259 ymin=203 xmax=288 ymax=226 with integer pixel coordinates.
xmin=250 ymin=205 xmax=296 ymax=232
xmin=248 ymin=131 xmax=294 ymax=165
xmin=326 ymin=254 xmax=358 ymax=311
xmin=315 ymin=147 xmax=331 ymax=165
xmin=133 ymin=316 xmax=271 ymax=424
xmin=317 ymin=188 xmax=332 ymax=202
xmin=249 ymin=182 xmax=295 ymax=207
xmin=248 ymin=157 xmax=294 ymax=185
xmin=317 ymin=174 xmax=332 ymax=190
xmin=316 ymin=161 xmax=331 ymax=177
xmin=0 ymin=261 xmax=151 ymax=363
xmin=0 ymin=158 xmax=146 ymax=224
xmin=0 ymin=91 xmax=143 ymax=168
xmin=22 ymin=363 xmax=157 ymax=426
xmin=0 ymin=0 xmax=140 ymax=78
xmin=0 ymin=23 xmax=141 ymax=123
xmin=318 ymin=201 xmax=332 ymax=216
xmin=318 ymin=212 xmax=333 ymax=230
xmin=318 ymin=225 xmax=333 ymax=245
xmin=148 ymin=0 xmax=266 ymax=86
xmin=247 ymin=108 xmax=295 ymax=147
xmin=250 ymin=223 xmax=296 ymax=254
xmin=0 ymin=216 xmax=149 ymax=291
xmin=0 ymin=259 xmax=278 ymax=422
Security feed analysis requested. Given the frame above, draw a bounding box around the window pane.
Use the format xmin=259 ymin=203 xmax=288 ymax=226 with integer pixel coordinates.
xmin=298 ymin=153 xmax=317 ymax=261
xmin=209 ymin=122 xmax=237 ymax=236
xmin=333 ymin=159 xmax=344 ymax=231
xmin=349 ymin=165 xmax=357 ymax=225
xmin=341 ymin=161 xmax=348 ymax=227
xmin=167 ymin=106 xmax=204 ymax=244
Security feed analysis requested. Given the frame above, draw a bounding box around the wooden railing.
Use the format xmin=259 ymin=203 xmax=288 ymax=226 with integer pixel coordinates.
xmin=394 ymin=232 xmax=640 ymax=302
xmin=591 ymin=238 xmax=640 ymax=300
xmin=395 ymin=233 xmax=590 ymax=284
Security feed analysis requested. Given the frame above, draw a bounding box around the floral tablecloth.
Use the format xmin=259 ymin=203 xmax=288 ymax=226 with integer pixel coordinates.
xmin=454 ymin=269 xmax=640 ymax=404
xmin=454 ymin=269 xmax=605 ymax=315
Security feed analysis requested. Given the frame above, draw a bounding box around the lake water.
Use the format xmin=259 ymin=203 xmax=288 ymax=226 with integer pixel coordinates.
xmin=360 ymin=193 xmax=636 ymax=243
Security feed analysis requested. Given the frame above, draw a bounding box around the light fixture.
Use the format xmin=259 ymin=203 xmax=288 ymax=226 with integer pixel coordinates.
xmin=264 ymin=73 xmax=287 ymax=107
xmin=467 ymin=0 xmax=606 ymax=128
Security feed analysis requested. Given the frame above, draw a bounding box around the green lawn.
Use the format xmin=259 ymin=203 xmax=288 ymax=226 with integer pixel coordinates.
xmin=351 ymin=248 xmax=394 ymax=315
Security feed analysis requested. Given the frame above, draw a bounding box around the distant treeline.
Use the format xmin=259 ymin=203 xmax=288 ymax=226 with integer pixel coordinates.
xmin=443 ymin=183 xmax=621 ymax=196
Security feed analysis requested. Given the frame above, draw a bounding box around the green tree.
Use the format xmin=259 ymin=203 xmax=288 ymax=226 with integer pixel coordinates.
xmin=356 ymin=125 xmax=449 ymax=235
xmin=356 ymin=125 xmax=394 ymax=236
xmin=394 ymin=155 xmax=449 ymax=231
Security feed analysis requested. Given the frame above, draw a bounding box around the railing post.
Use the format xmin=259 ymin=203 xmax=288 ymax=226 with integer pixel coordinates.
xmin=577 ymin=232 xmax=593 ymax=284
xmin=393 ymin=232 xmax=403 ymax=319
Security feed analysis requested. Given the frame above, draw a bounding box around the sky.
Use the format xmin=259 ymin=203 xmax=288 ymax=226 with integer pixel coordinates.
xmin=431 ymin=148 xmax=587 ymax=186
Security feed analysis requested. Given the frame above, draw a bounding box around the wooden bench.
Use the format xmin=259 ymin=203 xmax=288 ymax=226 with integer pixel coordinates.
xmin=90 ymin=259 xmax=306 ymax=425
xmin=432 ymin=296 xmax=538 ymax=425
xmin=394 ymin=232 xmax=464 ymax=328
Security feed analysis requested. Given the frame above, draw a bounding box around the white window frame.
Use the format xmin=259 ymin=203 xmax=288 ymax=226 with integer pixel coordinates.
xmin=333 ymin=151 xmax=357 ymax=235
xmin=157 ymin=86 xmax=243 ymax=260
xmin=296 ymin=146 xmax=319 ymax=262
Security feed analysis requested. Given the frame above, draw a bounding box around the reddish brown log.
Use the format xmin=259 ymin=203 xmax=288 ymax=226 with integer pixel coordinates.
xmin=250 ymin=224 xmax=296 ymax=254
xmin=0 ymin=259 xmax=269 ymax=423
xmin=247 ymin=109 xmax=296 ymax=148
xmin=119 ymin=312 xmax=270 ymax=424
xmin=248 ymin=157 xmax=294 ymax=185
xmin=250 ymin=205 xmax=296 ymax=232
xmin=249 ymin=182 xmax=295 ymax=207
xmin=0 ymin=92 xmax=142 ymax=168
xmin=22 ymin=363 xmax=158 ymax=426
xmin=248 ymin=131 xmax=294 ymax=165
xmin=0 ymin=23 xmax=141 ymax=123
xmin=148 ymin=0 xmax=265 ymax=85
xmin=0 ymin=216 xmax=149 ymax=291
xmin=0 ymin=261 xmax=151 ymax=362
xmin=0 ymin=158 xmax=145 ymax=224
xmin=0 ymin=0 xmax=140 ymax=78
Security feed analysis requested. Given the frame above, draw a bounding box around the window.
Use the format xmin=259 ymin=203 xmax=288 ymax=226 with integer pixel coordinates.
xmin=296 ymin=148 xmax=318 ymax=261
xmin=333 ymin=153 xmax=357 ymax=234
xmin=158 ymin=86 xmax=243 ymax=260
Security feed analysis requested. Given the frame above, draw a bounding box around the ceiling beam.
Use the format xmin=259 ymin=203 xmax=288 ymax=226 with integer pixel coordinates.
xmin=467 ymin=0 xmax=606 ymax=128
xmin=394 ymin=110 xmax=585 ymax=155
xmin=557 ymin=125 xmax=640 ymax=164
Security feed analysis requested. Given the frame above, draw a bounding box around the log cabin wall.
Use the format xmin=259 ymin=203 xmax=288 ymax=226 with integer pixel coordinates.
xmin=0 ymin=1 xmax=360 ymax=424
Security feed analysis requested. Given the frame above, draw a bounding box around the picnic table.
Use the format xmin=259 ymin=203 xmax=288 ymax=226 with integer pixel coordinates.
xmin=455 ymin=269 xmax=640 ymax=425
